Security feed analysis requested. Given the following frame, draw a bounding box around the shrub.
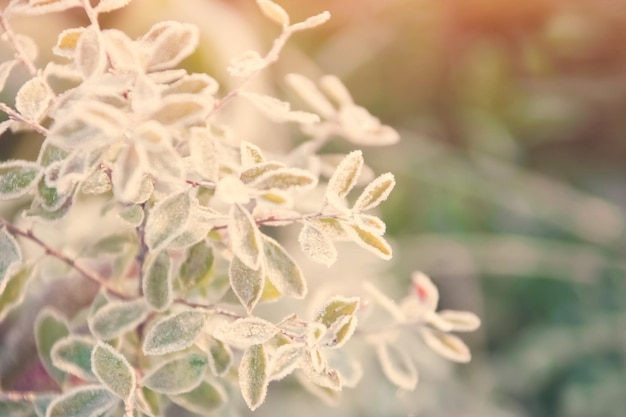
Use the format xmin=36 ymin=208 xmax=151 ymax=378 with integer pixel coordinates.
xmin=0 ymin=0 xmax=480 ymax=416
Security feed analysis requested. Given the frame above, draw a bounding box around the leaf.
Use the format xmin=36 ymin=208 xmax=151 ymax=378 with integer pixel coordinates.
xmin=111 ymin=144 xmax=147 ymax=203
xmin=326 ymin=314 xmax=358 ymax=348
xmin=298 ymin=222 xmax=337 ymax=266
xmin=0 ymin=160 xmax=43 ymax=200
xmin=145 ymin=191 xmax=191 ymax=252
xmin=149 ymin=94 xmax=209 ymax=126
xmin=229 ymin=255 xmax=264 ymax=314
xmin=75 ymin=25 xmax=106 ymax=78
xmin=262 ymin=234 xmax=306 ymax=299
xmin=353 ymin=213 xmax=386 ymax=235
xmin=0 ymin=264 xmax=35 ymax=322
xmin=268 ymin=343 xmax=306 ymax=381
xmin=285 ymin=73 xmax=335 ymax=118
xmin=189 ymin=127 xmax=218 ymax=182
xmin=375 ymin=342 xmax=417 ymax=390
xmin=315 ymin=296 xmax=360 ymax=329
xmin=410 ymin=271 xmax=439 ymax=312
xmin=0 ymin=228 xmax=21 ymax=286
xmin=308 ymin=217 xmax=351 ymax=241
xmin=15 ymin=76 xmax=52 ymax=121
xmin=21 ymin=0 xmax=81 ymax=15
xmin=240 ymin=141 xmax=265 ymax=167
xmin=32 ymin=393 xmax=56 ymax=417
xmin=352 ymin=172 xmax=395 ymax=212
xmin=0 ymin=60 xmax=17 ymax=93
xmin=0 ymin=398 xmax=34 ymax=417
xmin=362 ymin=282 xmax=405 ymax=322
xmin=91 ymin=342 xmax=136 ymax=400
xmin=169 ymin=380 xmax=227 ymax=414
xmin=250 ymin=167 xmax=317 ymax=191
xmin=164 ymin=73 xmax=219 ymax=96
xmin=45 ymin=385 xmax=117 ymax=417
xmin=88 ymin=299 xmax=150 ymax=341
xmin=118 ymin=204 xmax=144 ymax=227
xmin=346 ymin=224 xmax=392 ymax=260
xmin=239 ymin=344 xmax=268 ymax=411
xmin=326 ymin=150 xmax=363 ymax=200
xmin=206 ymin=337 xmax=232 ymax=376
xmin=437 ymin=310 xmax=481 ymax=332
xmin=240 ymin=162 xmax=285 ymax=184
xmin=213 ymin=317 xmax=279 ymax=349
xmin=102 ymin=29 xmax=141 ymax=72
xmin=143 ymin=251 xmax=172 ymax=311
xmin=227 ymin=50 xmax=265 ymax=78
xmin=142 ymin=310 xmax=207 ymax=355
xmin=141 ymin=21 xmax=199 ymax=72
xmin=51 ymin=335 xmax=97 ymax=381
xmin=256 ymin=0 xmax=289 ymax=26
xmin=319 ymin=75 xmax=353 ymax=107
xmin=419 ymin=327 xmax=472 ymax=363
xmin=241 ymin=92 xmax=320 ymax=124
xmin=35 ymin=308 xmax=70 ymax=385
xmin=178 ymin=240 xmax=214 ymax=293
xmin=94 ymin=0 xmax=132 ymax=13
xmin=142 ymin=353 xmax=208 ymax=394
xmin=228 ymin=204 xmax=263 ymax=270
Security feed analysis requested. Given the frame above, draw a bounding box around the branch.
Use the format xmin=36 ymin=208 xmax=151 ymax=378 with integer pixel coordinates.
xmin=0 ymin=102 xmax=49 ymax=136
xmin=0 ymin=12 xmax=38 ymax=76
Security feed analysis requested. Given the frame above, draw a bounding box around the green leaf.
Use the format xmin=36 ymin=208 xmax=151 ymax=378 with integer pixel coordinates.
xmin=0 ymin=160 xmax=42 ymax=200
xmin=51 ymin=335 xmax=96 ymax=381
xmin=35 ymin=308 xmax=70 ymax=385
xmin=142 ymin=353 xmax=208 ymax=394
xmin=32 ymin=393 xmax=56 ymax=417
xmin=268 ymin=343 xmax=306 ymax=381
xmin=143 ymin=251 xmax=172 ymax=311
xmin=326 ymin=150 xmax=363 ymax=200
xmin=346 ymin=224 xmax=392 ymax=260
xmin=262 ymin=234 xmax=306 ymax=299
xmin=118 ymin=204 xmax=144 ymax=227
xmin=145 ymin=191 xmax=191 ymax=252
xmin=206 ymin=337 xmax=232 ymax=376
xmin=239 ymin=161 xmax=284 ymax=184
xmin=0 ymin=263 xmax=35 ymax=322
xmin=0 ymin=399 xmax=35 ymax=417
xmin=352 ymin=172 xmax=395 ymax=212
xmin=0 ymin=228 xmax=21 ymax=286
xmin=142 ymin=310 xmax=207 ymax=355
xmin=250 ymin=167 xmax=317 ymax=191
xmin=91 ymin=342 xmax=136 ymax=400
xmin=315 ymin=296 xmax=360 ymax=329
xmin=45 ymin=385 xmax=117 ymax=417
xmin=239 ymin=344 xmax=268 ymax=411
xmin=88 ymin=299 xmax=150 ymax=341
xmin=228 ymin=204 xmax=263 ymax=270
xmin=169 ymin=380 xmax=227 ymax=414
xmin=178 ymin=240 xmax=214 ymax=293
xmin=229 ymin=255 xmax=264 ymax=314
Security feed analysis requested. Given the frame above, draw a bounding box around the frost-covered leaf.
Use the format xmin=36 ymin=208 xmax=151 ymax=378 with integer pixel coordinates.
xmin=227 ymin=50 xmax=265 ymax=78
xmin=298 ymin=222 xmax=337 ymax=266
xmin=169 ymin=380 xmax=227 ymax=414
xmin=149 ymin=94 xmax=209 ymax=126
xmin=141 ymin=21 xmax=199 ymax=72
xmin=53 ymin=27 xmax=84 ymax=58
xmin=239 ymin=162 xmax=284 ymax=185
xmin=327 ymin=349 xmax=362 ymax=388
xmin=338 ymin=105 xmax=400 ymax=146
xmin=0 ymin=264 xmax=34 ymax=322
xmin=81 ymin=169 xmax=111 ymax=195
xmin=0 ymin=228 xmax=21 ymax=286
xmin=437 ymin=310 xmax=481 ymax=332
xmin=346 ymin=224 xmax=392 ymax=260
xmin=45 ymin=385 xmax=117 ymax=417
xmin=142 ymin=353 xmax=208 ymax=394
xmin=143 ymin=251 xmax=172 ymax=311
xmin=285 ymin=73 xmax=335 ymax=118
xmin=352 ymin=172 xmax=395 ymax=212
xmin=308 ymin=217 xmax=350 ymax=241
xmin=189 ymin=127 xmax=218 ymax=181
xmin=35 ymin=308 xmax=70 ymax=385
xmin=228 ymin=203 xmax=262 ymax=270
xmin=268 ymin=343 xmax=305 ymax=381
xmin=178 ymin=240 xmax=213 ymax=293
xmin=240 ymin=141 xmax=265 ymax=167
xmin=326 ymin=314 xmax=357 ymax=348
xmin=213 ymin=317 xmax=279 ymax=349
xmin=262 ymin=234 xmax=306 ymax=299
xmin=94 ymin=0 xmax=132 ymax=13
xmin=375 ymin=342 xmax=417 ymax=390
xmin=326 ymin=150 xmax=362 ymax=200
xmin=410 ymin=271 xmax=439 ymax=312
xmin=256 ymin=0 xmax=289 ymax=26
xmin=0 ymin=160 xmax=43 ymax=201
xmin=145 ymin=191 xmax=191 ymax=251
xmin=91 ymin=342 xmax=135 ymax=400
xmin=76 ymin=26 xmax=106 ymax=78
xmin=51 ymin=335 xmax=96 ymax=381
xmin=88 ymin=299 xmax=150 ymax=341
xmin=196 ymin=336 xmax=233 ymax=377
xmin=362 ymin=282 xmax=405 ymax=322
xmin=250 ymin=167 xmax=317 ymax=191
xmin=102 ymin=29 xmax=141 ymax=72
xmin=315 ymin=296 xmax=359 ymax=330
xmin=300 ymin=354 xmax=341 ymax=391
xmin=239 ymin=344 xmax=268 ymax=411
xmin=118 ymin=204 xmax=144 ymax=227
xmin=0 ymin=399 xmax=34 ymax=417
xmin=419 ymin=327 xmax=471 ymax=363
xmin=241 ymin=92 xmax=320 ymax=124
xmin=319 ymin=74 xmax=353 ymax=107
xmin=142 ymin=310 xmax=207 ymax=355
xmin=15 ymin=76 xmax=53 ymax=121
xmin=164 ymin=73 xmax=219 ymax=96
xmin=229 ymin=255 xmax=264 ymax=314
xmin=20 ymin=0 xmax=81 ymax=15
xmin=0 ymin=60 xmax=17 ymax=92
xmin=353 ymin=213 xmax=386 ymax=235
xmin=32 ymin=394 xmax=56 ymax=417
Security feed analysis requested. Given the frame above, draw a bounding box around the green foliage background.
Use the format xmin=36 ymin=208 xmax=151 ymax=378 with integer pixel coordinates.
xmin=1 ymin=0 xmax=625 ymax=416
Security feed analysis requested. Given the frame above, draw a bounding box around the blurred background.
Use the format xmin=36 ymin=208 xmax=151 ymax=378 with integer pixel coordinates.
xmin=2 ymin=0 xmax=626 ymax=416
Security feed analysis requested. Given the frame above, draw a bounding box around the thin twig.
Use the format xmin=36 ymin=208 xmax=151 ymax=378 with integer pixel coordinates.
xmin=0 ymin=102 xmax=49 ymax=136
xmin=0 ymin=12 xmax=38 ymax=76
